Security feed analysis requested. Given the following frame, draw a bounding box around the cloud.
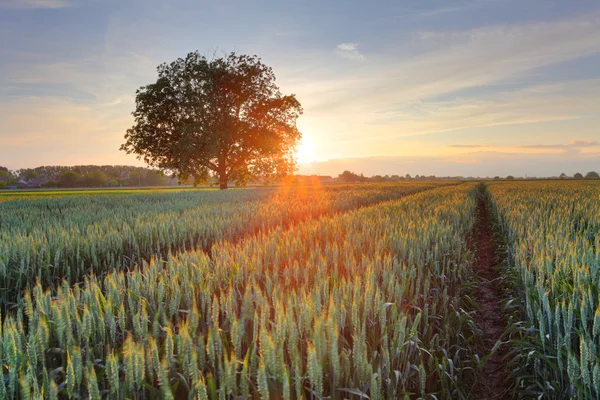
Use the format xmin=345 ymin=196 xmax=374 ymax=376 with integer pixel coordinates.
xmin=446 ymin=140 xmax=600 ymax=154
xmin=334 ymin=43 xmax=366 ymax=61
xmin=280 ymin=11 xmax=600 ymax=156
xmin=306 ymin=12 xmax=600 ymax=116
xmin=519 ymin=144 xmax=566 ymax=149
xmin=419 ymin=6 xmax=464 ymax=17
xmin=448 ymin=144 xmax=567 ymax=153
xmin=298 ymin=151 xmax=600 ymax=178
xmin=0 ymin=0 xmax=70 ymax=8
xmin=448 ymin=144 xmax=494 ymax=148
xmin=570 ymin=140 xmax=600 ymax=147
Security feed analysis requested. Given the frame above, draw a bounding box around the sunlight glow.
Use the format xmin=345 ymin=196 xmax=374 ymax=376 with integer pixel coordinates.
xmin=296 ymin=138 xmax=316 ymax=164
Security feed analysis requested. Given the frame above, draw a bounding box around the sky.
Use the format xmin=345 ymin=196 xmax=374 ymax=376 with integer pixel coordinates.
xmin=1 ymin=0 xmax=599 ymax=177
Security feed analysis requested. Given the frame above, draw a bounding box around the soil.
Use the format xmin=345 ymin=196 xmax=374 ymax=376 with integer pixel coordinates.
xmin=468 ymin=194 xmax=512 ymax=399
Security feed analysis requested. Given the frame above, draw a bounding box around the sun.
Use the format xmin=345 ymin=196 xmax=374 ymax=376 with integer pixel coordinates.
xmin=295 ymin=138 xmax=316 ymax=164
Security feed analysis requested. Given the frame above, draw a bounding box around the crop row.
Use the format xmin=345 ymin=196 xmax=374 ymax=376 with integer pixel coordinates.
xmin=0 ymin=182 xmax=450 ymax=304
xmin=1 ymin=183 xmax=478 ymax=399
xmin=488 ymin=181 xmax=600 ymax=399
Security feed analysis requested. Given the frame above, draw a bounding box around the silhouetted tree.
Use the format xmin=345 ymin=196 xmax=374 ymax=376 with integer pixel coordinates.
xmin=585 ymin=171 xmax=599 ymax=179
xmin=121 ymin=52 xmax=303 ymax=189
xmin=574 ymin=172 xmax=584 ymax=179
xmin=338 ymin=170 xmax=362 ymax=182
xmin=559 ymin=173 xmax=567 ymax=179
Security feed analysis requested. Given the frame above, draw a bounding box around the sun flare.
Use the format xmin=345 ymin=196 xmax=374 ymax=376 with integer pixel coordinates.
xmin=295 ymin=138 xmax=316 ymax=164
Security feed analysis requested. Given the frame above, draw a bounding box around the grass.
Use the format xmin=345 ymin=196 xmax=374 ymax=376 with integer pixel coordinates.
xmin=0 ymin=186 xmax=215 ymax=197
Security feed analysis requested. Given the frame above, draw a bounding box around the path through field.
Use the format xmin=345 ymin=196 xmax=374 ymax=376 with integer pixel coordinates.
xmin=469 ymin=188 xmax=512 ymax=399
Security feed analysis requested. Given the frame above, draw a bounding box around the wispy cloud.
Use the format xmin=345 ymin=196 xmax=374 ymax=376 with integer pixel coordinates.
xmin=0 ymin=0 xmax=70 ymax=9
xmin=334 ymin=43 xmax=366 ymax=61
xmin=419 ymin=5 xmax=464 ymax=17
xmin=448 ymin=144 xmax=494 ymax=148
xmin=447 ymin=140 xmax=600 ymax=153
xmin=570 ymin=140 xmax=599 ymax=147
xmin=299 ymin=151 xmax=600 ymax=178
xmin=307 ymin=12 xmax=600 ymax=116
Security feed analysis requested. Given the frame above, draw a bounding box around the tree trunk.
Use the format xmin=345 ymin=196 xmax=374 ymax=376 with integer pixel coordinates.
xmin=219 ymin=173 xmax=228 ymax=190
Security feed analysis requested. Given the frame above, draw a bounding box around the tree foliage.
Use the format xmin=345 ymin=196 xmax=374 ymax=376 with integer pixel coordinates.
xmin=23 ymin=169 xmax=38 ymax=181
xmin=338 ymin=170 xmax=365 ymax=183
xmin=82 ymin=170 xmax=108 ymax=187
xmin=144 ymin=170 xmax=169 ymax=186
xmin=585 ymin=171 xmax=599 ymax=179
xmin=58 ymin=171 xmax=82 ymax=188
xmin=121 ymin=51 xmax=303 ymax=189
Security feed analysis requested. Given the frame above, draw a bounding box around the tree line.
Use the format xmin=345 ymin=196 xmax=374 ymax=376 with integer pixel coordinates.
xmin=0 ymin=165 xmax=171 ymax=189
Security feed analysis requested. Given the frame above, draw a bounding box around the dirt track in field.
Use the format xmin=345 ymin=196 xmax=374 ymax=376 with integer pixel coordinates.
xmin=469 ymin=192 xmax=512 ymax=399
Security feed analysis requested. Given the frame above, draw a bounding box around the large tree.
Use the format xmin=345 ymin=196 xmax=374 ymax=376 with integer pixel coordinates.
xmin=121 ymin=52 xmax=303 ymax=189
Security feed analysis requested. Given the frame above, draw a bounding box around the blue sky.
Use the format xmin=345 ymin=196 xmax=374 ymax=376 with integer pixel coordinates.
xmin=1 ymin=0 xmax=599 ymax=177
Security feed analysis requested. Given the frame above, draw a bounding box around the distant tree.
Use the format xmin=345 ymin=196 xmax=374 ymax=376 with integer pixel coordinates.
xmin=405 ymin=174 xmax=411 ymax=180
xmin=559 ymin=173 xmax=567 ymax=179
xmin=83 ymin=170 xmax=108 ymax=187
xmin=144 ymin=170 xmax=169 ymax=186
xmin=0 ymin=168 xmax=18 ymax=186
xmin=107 ymin=179 xmax=119 ymax=187
xmin=105 ymin=169 xmax=121 ymax=179
xmin=30 ymin=166 xmax=69 ymax=180
xmin=58 ymin=170 xmax=81 ymax=187
xmin=338 ymin=170 xmax=362 ymax=182
xmin=506 ymin=175 xmax=515 ymax=180
xmin=494 ymin=176 xmax=500 ymax=180
xmin=121 ymin=51 xmax=303 ymax=189
xmin=23 ymin=169 xmax=39 ymax=181
xmin=585 ymin=171 xmax=600 ymax=179
xmin=128 ymin=171 xmax=143 ymax=187
xmin=574 ymin=172 xmax=584 ymax=179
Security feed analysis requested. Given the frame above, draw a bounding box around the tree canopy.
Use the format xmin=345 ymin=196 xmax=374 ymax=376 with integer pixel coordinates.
xmin=23 ymin=169 xmax=38 ymax=181
xmin=121 ymin=51 xmax=303 ymax=189
xmin=81 ymin=170 xmax=108 ymax=187
xmin=585 ymin=171 xmax=599 ymax=179
xmin=338 ymin=170 xmax=366 ymax=183
xmin=58 ymin=171 xmax=82 ymax=188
